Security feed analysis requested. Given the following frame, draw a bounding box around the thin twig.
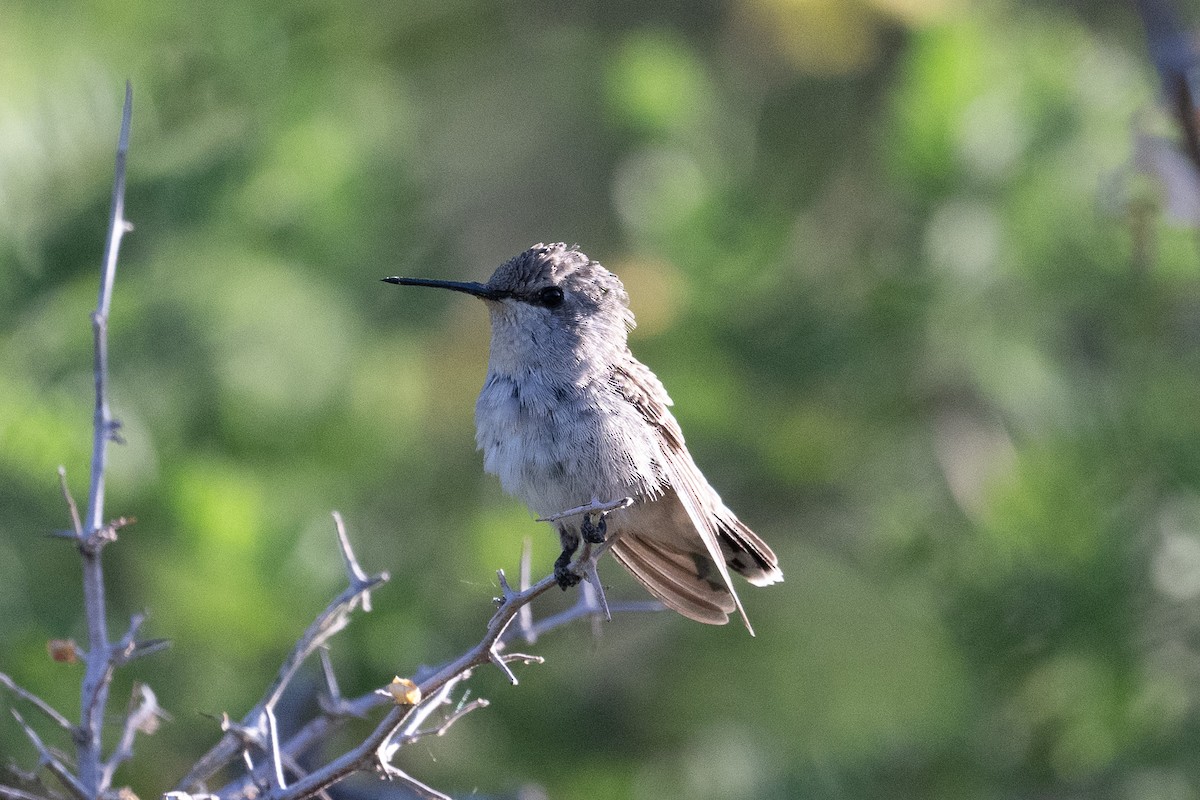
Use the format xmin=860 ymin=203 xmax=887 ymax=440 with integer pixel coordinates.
xmin=395 ymin=687 xmax=489 ymax=745
xmin=535 ymin=496 xmax=633 ymax=523
xmin=316 ymin=648 xmax=350 ymax=716
xmin=517 ymin=538 xmax=535 ymax=643
xmin=395 ymin=680 xmax=457 ymax=743
xmin=526 ymin=597 xmax=664 ymax=642
xmin=258 ymin=569 xmax=560 ymax=800
xmin=0 ymin=785 xmax=54 ymax=800
xmin=77 ymin=80 xmax=133 ymax=798
xmin=177 ymin=516 xmax=387 ymax=792
xmin=84 ymin=81 xmax=133 ymax=539
xmin=578 ymin=545 xmax=611 ymax=621
xmin=374 ymin=765 xmax=451 ymax=800
xmin=0 ymin=673 xmax=73 ymax=733
xmin=10 ymin=711 xmax=87 ymax=800
xmin=331 ymin=511 xmax=374 ymax=612
xmin=110 ymin=613 xmax=145 ymax=665
xmin=432 ymin=698 xmax=489 ymax=737
xmin=100 ymin=684 xmax=165 ymax=790
xmin=218 ymin=535 xmax=660 ymax=800
xmin=265 ymin=706 xmax=286 ymax=790
xmin=56 ymin=468 xmax=82 ymax=539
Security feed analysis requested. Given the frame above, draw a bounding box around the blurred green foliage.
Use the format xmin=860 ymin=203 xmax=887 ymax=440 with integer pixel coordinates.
xmin=3 ymin=1 xmax=1200 ymax=798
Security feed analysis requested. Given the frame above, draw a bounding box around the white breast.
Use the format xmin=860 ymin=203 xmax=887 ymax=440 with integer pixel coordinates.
xmin=474 ymin=370 xmax=663 ymax=519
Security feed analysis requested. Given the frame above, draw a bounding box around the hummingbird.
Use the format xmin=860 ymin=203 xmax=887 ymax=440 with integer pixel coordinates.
xmin=385 ymin=243 xmax=782 ymax=632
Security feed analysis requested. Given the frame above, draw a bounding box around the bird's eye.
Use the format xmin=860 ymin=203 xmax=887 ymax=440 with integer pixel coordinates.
xmin=536 ymin=286 xmax=564 ymax=308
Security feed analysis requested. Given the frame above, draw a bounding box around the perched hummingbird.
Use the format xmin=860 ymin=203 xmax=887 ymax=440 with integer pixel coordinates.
xmin=385 ymin=243 xmax=782 ymax=632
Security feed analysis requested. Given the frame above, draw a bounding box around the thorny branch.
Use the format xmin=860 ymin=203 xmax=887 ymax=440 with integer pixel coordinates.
xmin=177 ymin=513 xmax=388 ymax=792
xmin=77 ymin=80 xmax=134 ymax=798
xmin=202 ymin=523 xmax=659 ymax=800
xmin=244 ymin=538 xmax=625 ymax=800
xmin=0 ymin=82 xmax=160 ymax=800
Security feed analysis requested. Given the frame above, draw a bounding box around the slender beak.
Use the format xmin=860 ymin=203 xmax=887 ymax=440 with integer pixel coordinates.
xmin=382 ymin=276 xmax=503 ymax=300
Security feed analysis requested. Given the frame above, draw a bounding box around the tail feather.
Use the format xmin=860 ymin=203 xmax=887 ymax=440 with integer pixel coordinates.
xmin=611 ymin=534 xmax=735 ymax=625
xmin=716 ymin=514 xmax=784 ymax=587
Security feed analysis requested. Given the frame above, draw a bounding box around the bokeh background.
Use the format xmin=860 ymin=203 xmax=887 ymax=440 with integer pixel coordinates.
xmin=4 ymin=1 xmax=1200 ymax=798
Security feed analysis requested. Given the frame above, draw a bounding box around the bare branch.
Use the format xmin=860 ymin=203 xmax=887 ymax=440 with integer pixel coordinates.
xmin=10 ymin=711 xmax=87 ymax=800
xmin=0 ymin=784 xmax=55 ymax=800
xmin=177 ymin=517 xmax=387 ymax=792
xmin=535 ymin=495 xmax=633 ymax=523
xmin=258 ymin=530 xmax=635 ymax=800
xmin=253 ymin=565 xmax=557 ymax=800
xmin=262 ymin=518 xmax=388 ymax=715
xmin=215 ymin=531 xmax=661 ymax=800
xmin=0 ymin=673 xmax=73 ymax=734
xmin=77 ymin=80 xmax=134 ymax=798
xmin=430 ymin=697 xmax=489 ymax=738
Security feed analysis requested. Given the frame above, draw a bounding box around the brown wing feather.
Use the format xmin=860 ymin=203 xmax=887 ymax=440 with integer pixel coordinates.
xmin=609 ymin=355 xmax=770 ymax=633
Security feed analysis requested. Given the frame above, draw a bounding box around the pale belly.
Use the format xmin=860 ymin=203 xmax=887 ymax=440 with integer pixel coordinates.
xmin=474 ymin=371 xmax=662 ymax=519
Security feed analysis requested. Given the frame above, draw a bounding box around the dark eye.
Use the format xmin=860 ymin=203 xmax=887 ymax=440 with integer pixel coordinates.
xmin=536 ymin=286 xmax=564 ymax=308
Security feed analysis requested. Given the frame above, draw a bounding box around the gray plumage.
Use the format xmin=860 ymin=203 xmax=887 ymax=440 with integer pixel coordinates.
xmin=385 ymin=243 xmax=782 ymax=632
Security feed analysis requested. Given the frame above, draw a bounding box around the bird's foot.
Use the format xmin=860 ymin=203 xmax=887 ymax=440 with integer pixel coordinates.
xmin=554 ymin=554 xmax=582 ymax=590
xmin=554 ymin=528 xmax=583 ymax=590
xmin=580 ymin=511 xmax=607 ymax=544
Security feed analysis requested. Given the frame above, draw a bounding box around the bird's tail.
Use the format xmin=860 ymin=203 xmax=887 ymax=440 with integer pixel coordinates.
xmin=715 ymin=513 xmax=784 ymax=587
xmin=611 ymin=533 xmax=737 ymax=625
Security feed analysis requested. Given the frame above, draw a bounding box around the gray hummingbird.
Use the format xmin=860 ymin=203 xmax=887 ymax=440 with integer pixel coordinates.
xmin=385 ymin=243 xmax=782 ymax=632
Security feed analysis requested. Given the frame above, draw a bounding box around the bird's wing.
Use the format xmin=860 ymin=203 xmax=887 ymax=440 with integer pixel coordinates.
xmin=610 ymin=354 xmax=754 ymax=633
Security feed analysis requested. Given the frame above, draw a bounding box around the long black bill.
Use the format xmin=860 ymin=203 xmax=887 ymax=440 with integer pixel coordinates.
xmin=382 ymin=276 xmax=503 ymax=300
